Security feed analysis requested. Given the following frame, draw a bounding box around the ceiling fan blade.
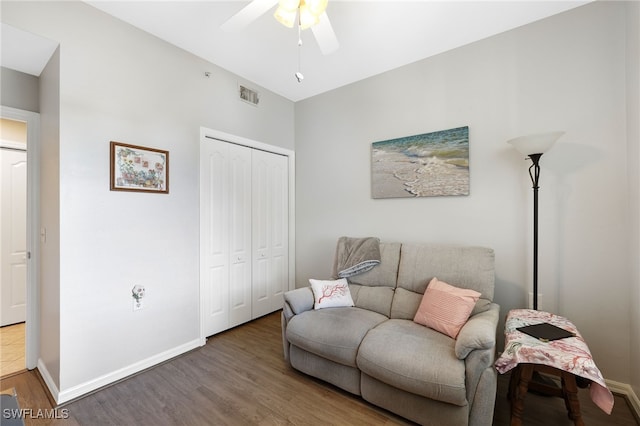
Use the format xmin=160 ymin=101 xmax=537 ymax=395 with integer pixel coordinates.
xmin=311 ymin=12 xmax=339 ymax=55
xmin=221 ymin=0 xmax=279 ymax=32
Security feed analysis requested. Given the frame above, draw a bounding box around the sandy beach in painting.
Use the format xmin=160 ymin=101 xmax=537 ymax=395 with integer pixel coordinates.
xmin=371 ymin=127 xmax=469 ymax=198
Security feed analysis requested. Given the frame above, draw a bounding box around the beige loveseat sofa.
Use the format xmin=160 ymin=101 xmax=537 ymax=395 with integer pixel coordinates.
xmin=281 ymin=242 xmax=500 ymax=426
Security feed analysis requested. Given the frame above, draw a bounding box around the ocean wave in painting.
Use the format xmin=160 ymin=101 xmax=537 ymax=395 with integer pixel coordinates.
xmin=371 ymin=126 xmax=469 ymax=198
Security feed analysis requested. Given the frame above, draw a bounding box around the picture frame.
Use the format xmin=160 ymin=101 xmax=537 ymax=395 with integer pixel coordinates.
xmin=371 ymin=126 xmax=469 ymax=199
xmin=110 ymin=141 xmax=169 ymax=193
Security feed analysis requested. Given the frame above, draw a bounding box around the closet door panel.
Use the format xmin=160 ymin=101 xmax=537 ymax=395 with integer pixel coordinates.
xmin=206 ymin=266 xmax=226 ymax=322
xmin=228 ymin=144 xmax=252 ymax=327
xmin=251 ymin=151 xmax=272 ymax=317
xmin=252 ymin=150 xmax=288 ymax=317
xmin=269 ymin=154 xmax=288 ymax=312
xmin=201 ymin=140 xmax=230 ymax=336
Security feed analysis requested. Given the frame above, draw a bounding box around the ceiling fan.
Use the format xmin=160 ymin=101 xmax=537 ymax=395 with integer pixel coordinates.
xmin=221 ymin=0 xmax=339 ymax=55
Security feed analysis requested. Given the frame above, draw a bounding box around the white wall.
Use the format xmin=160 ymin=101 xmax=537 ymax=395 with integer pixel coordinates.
xmin=2 ymin=0 xmax=294 ymax=401
xmin=38 ymin=46 xmax=61 ymax=386
xmin=0 ymin=67 xmax=39 ymax=113
xmin=295 ymin=1 xmax=631 ymax=383
xmin=627 ymin=0 xmax=640 ymax=402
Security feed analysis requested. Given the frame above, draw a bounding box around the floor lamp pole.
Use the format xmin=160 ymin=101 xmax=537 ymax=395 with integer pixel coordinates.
xmin=508 ymin=130 xmax=564 ymax=312
xmin=528 ymin=153 xmax=542 ymax=311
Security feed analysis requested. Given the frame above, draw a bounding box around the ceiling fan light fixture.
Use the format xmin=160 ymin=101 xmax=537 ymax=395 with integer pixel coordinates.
xmin=305 ymin=0 xmax=328 ymax=16
xmin=274 ymin=6 xmax=297 ymax=28
xmin=274 ymin=0 xmax=327 ymax=30
xmin=299 ymin=4 xmax=320 ymax=30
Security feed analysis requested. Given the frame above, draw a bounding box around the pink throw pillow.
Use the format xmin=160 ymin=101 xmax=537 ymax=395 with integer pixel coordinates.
xmin=413 ymin=277 xmax=481 ymax=339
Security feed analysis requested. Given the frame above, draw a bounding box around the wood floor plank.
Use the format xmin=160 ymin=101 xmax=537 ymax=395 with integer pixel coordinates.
xmin=1 ymin=311 xmax=637 ymax=425
xmin=0 ymin=370 xmax=79 ymax=426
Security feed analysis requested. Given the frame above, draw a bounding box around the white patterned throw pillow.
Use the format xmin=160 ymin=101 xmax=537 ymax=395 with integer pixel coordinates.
xmin=309 ymin=278 xmax=354 ymax=310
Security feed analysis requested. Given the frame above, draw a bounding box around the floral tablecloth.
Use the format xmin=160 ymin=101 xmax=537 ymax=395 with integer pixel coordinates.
xmin=495 ymin=309 xmax=614 ymax=415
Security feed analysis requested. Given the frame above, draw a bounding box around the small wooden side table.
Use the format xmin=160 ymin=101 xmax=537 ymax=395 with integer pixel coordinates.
xmin=495 ymin=309 xmax=614 ymax=426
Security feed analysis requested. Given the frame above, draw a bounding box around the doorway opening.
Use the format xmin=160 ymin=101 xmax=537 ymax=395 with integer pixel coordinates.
xmin=0 ymin=107 xmax=40 ymax=376
xmin=0 ymin=117 xmax=27 ymax=376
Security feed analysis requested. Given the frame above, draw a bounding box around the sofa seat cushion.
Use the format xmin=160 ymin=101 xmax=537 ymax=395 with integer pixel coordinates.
xmin=286 ymin=307 xmax=387 ymax=367
xmin=356 ymin=319 xmax=467 ymax=406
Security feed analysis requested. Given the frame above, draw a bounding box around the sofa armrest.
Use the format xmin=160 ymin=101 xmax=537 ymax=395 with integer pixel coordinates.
xmin=282 ymin=287 xmax=314 ymax=363
xmin=455 ymin=302 xmax=500 ymax=360
xmin=284 ymin=287 xmax=315 ymax=316
xmin=459 ymin=303 xmax=499 ymax=422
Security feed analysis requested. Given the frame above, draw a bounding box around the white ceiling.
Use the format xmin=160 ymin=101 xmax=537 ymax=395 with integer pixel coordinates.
xmin=1 ymin=23 xmax=59 ymax=76
xmin=2 ymin=1 xmax=591 ymax=102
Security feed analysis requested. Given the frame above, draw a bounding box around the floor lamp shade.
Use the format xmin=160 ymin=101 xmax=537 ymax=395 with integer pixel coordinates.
xmin=508 ymin=131 xmax=564 ymax=310
xmin=507 ymin=131 xmax=565 ymax=156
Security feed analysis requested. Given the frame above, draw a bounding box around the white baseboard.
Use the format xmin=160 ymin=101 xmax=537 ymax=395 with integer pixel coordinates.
xmin=51 ymin=338 xmax=201 ymax=405
xmin=37 ymin=359 xmax=60 ymax=403
xmin=606 ymin=379 xmax=640 ymax=419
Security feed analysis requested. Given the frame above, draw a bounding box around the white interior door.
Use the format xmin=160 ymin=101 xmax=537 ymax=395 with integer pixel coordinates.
xmin=252 ymin=150 xmax=288 ymax=317
xmin=200 ymin=138 xmax=252 ymax=336
xmin=1 ymin=148 xmax=27 ymax=326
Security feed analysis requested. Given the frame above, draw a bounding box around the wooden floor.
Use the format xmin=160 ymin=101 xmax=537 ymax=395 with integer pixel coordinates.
xmin=0 ymin=322 xmax=26 ymax=376
xmin=0 ymin=311 xmax=637 ymax=426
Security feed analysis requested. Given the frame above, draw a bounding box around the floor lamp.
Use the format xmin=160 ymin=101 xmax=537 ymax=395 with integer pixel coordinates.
xmin=508 ymin=131 xmax=564 ymax=310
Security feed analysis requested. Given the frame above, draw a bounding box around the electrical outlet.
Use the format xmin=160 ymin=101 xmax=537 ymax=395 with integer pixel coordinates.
xmin=133 ymin=298 xmax=143 ymax=311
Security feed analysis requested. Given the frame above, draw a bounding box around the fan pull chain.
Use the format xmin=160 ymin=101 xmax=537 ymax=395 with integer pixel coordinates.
xmin=295 ymin=15 xmax=304 ymax=82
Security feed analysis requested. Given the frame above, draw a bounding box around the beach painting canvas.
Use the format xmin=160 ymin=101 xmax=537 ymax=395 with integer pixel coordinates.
xmin=371 ymin=126 xmax=469 ymax=198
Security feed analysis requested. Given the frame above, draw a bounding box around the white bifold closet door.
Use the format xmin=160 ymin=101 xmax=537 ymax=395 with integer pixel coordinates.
xmin=251 ymin=149 xmax=288 ymax=318
xmin=201 ymin=138 xmax=288 ymax=337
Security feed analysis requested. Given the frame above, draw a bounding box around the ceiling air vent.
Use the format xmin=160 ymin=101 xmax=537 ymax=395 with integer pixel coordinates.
xmin=239 ymin=84 xmax=260 ymax=106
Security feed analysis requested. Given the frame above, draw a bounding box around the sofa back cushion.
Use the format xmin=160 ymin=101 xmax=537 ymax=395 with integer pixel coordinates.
xmin=397 ymin=244 xmax=495 ymax=298
xmin=389 ymin=287 xmax=421 ymax=319
xmin=346 ymin=242 xmax=401 ymax=317
xmin=349 ymin=284 xmax=395 ymax=317
xmin=391 ymin=244 xmax=495 ymax=320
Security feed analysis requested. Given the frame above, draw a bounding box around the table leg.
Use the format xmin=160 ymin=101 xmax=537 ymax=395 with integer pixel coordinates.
xmin=561 ymin=372 xmax=584 ymax=426
xmin=508 ymin=366 xmax=520 ymax=403
xmin=509 ymin=364 xmax=534 ymax=426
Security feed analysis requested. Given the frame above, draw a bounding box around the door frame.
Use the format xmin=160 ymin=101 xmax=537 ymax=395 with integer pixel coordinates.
xmin=1 ymin=106 xmax=40 ymax=370
xmin=199 ymin=127 xmax=295 ymax=344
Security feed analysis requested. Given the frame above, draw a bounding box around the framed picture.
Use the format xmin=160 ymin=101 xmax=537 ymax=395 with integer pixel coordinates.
xmin=110 ymin=141 xmax=169 ymax=193
xmin=371 ymin=126 xmax=469 ymax=199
